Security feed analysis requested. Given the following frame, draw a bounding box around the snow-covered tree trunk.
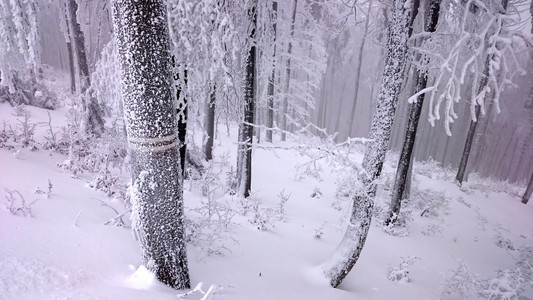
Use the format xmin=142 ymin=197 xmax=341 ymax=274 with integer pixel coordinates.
xmin=266 ymin=1 xmax=277 ymax=143
xmin=112 ymin=0 xmax=190 ymax=289
xmin=204 ymin=84 xmax=216 ymax=161
xmin=386 ymin=0 xmax=440 ymax=225
xmin=321 ymin=0 xmax=414 ymax=288
xmin=455 ymin=0 xmax=509 ymax=186
xmin=67 ymin=0 xmax=104 ymax=136
xmin=280 ymin=0 xmax=297 ymax=142
xmin=237 ymin=1 xmax=257 ymax=199
xmin=523 ymin=172 xmax=533 ymax=204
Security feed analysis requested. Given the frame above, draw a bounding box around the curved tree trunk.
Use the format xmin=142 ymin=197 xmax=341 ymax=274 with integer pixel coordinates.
xmin=112 ymin=0 xmax=190 ymax=289
xmin=321 ymin=0 xmax=415 ymax=288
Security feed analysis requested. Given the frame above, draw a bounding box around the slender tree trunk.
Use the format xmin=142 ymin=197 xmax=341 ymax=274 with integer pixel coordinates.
xmin=64 ymin=5 xmax=76 ymax=94
xmin=348 ymin=0 xmax=373 ymax=137
xmin=456 ymin=0 xmax=508 ymax=185
xmin=112 ymin=0 xmax=190 ymax=289
xmin=176 ymin=68 xmax=188 ymax=176
xmin=280 ymin=0 xmax=297 ymax=141
xmin=523 ymin=171 xmax=533 ymax=204
xmin=204 ymin=84 xmax=216 ymax=160
xmin=321 ymin=0 xmax=415 ymax=288
xmin=237 ymin=2 xmax=257 ymax=198
xmin=386 ymin=0 xmax=438 ymax=226
xmin=266 ymin=1 xmax=278 ymax=143
xmin=67 ymin=0 xmax=104 ymax=136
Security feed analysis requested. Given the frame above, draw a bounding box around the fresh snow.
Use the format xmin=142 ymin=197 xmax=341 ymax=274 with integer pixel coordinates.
xmin=0 ymin=78 xmax=532 ymax=299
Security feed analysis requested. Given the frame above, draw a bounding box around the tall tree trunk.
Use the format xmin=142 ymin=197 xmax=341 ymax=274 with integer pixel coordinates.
xmin=348 ymin=0 xmax=373 ymax=137
xmin=67 ymin=0 xmax=104 ymax=136
xmin=387 ymin=0 xmax=437 ymax=229
xmin=280 ymin=0 xmax=297 ymax=141
xmin=64 ymin=4 xmax=76 ymax=94
xmin=523 ymin=171 xmax=533 ymax=204
xmin=456 ymin=0 xmax=508 ymax=185
xmin=266 ymin=1 xmax=278 ymax=143
xmin=175 ymin=68 xmax=188 ymax=176
xmin=321 ymin=0 xmax=415 ymax=288
xmin=112 ymin=0 xmax=190 ymax=289
xmin=204 ymin=84 xmax=216 ymax=160
xmin=237 ymin=2 xmax=257 ymax=198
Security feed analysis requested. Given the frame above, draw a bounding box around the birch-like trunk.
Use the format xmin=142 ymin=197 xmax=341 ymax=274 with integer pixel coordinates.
xmin=112 ymin=0 xmax=190 ymax=289
xmin=321 ymin=0 xmax=414 ymax=288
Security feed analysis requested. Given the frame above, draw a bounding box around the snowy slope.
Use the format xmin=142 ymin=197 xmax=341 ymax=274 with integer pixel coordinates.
xmin=1 ymin=101 xmax=532 ymax=300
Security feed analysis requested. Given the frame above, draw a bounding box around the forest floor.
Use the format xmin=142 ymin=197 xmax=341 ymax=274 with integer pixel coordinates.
xmin=0 ymin=77 xmax=532 ymax=299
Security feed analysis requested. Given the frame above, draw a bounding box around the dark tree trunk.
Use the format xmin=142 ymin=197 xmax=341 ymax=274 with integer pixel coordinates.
xmin=280 ymin=0 xmax=297 ymax=141
xmin=321 ymin=0 xmax=415 ymax=288
xmin=204 ymin=84 xmax=216 ymax=161
xmin=386 ymin=0 xmax=440 ymax=225
xmin=67 ymin=0 xmax=104 ymax=136
xmin=523 ymin=171 xmax=533 ymax=204
xmin=456 ymin=0 xmax=509 ymax=185
xmin=112 ymin=0 xmax=190 ymax=289
xmin=237 ymin=2 xmax=257 ymax=198
xmin=175 ymin=67 xmax=188 ymax=176
xmin=266 ymin=1 xmax=278 ymax=143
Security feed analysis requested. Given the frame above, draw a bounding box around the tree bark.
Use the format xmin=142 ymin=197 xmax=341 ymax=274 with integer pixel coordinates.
xmin=280 ymin=0 xmax=297 ymax=141
xmin=175 ymin=67 xmax=188 ymax=176
xmin=386 ymin=0 xmax=439 ymax=225
xmin=112 ymin=0 xmax=190 ymax=289
xmin=204 ymin=84 xmax=216 ymax=160
xmin=237 ymin=2 xmax=257 ymax=198
xmin=523 ymin=171 xmax=533 ymax=204
xmin=321 ymin=0 xmax=414 ymax=288
xmin=67 ymin=0 xmax=104 ymax=136
xmin=266 ymin=1 xmax=277 ymax=143
xmin=455 ymin=0 xmax=509 ymax=185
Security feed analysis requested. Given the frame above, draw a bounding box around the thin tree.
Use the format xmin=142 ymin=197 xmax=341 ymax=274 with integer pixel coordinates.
xmin=321 ymin=0 xmax=415 ymax=288
xmin=280 ymin=0 xmax=297 ymax=141
xmin=237 ymin=1 xmax=258 ymax=198
xmin=204 ymin=84 xmax=216 ymax=160
xmin=455 ymin=0 xmax=509 ymax=185
xmin=112 ymin=0 xmax=190 ymax=289
xmin=67 ymin=0 xmax=104 ymax=136
xmin=523 ymin=171 xmax=533 ymax=204
xmin=266 ymin=1 xmax=278 ymax=143
xmin=347 ymin=0 xmax=374 ymax=137
xmin=386 ymin=0 xmax=440 ymax=226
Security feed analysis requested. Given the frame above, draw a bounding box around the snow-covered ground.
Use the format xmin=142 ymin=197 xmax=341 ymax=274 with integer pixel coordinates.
xmin=1 ymin=95 xmax=532 ymax=299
